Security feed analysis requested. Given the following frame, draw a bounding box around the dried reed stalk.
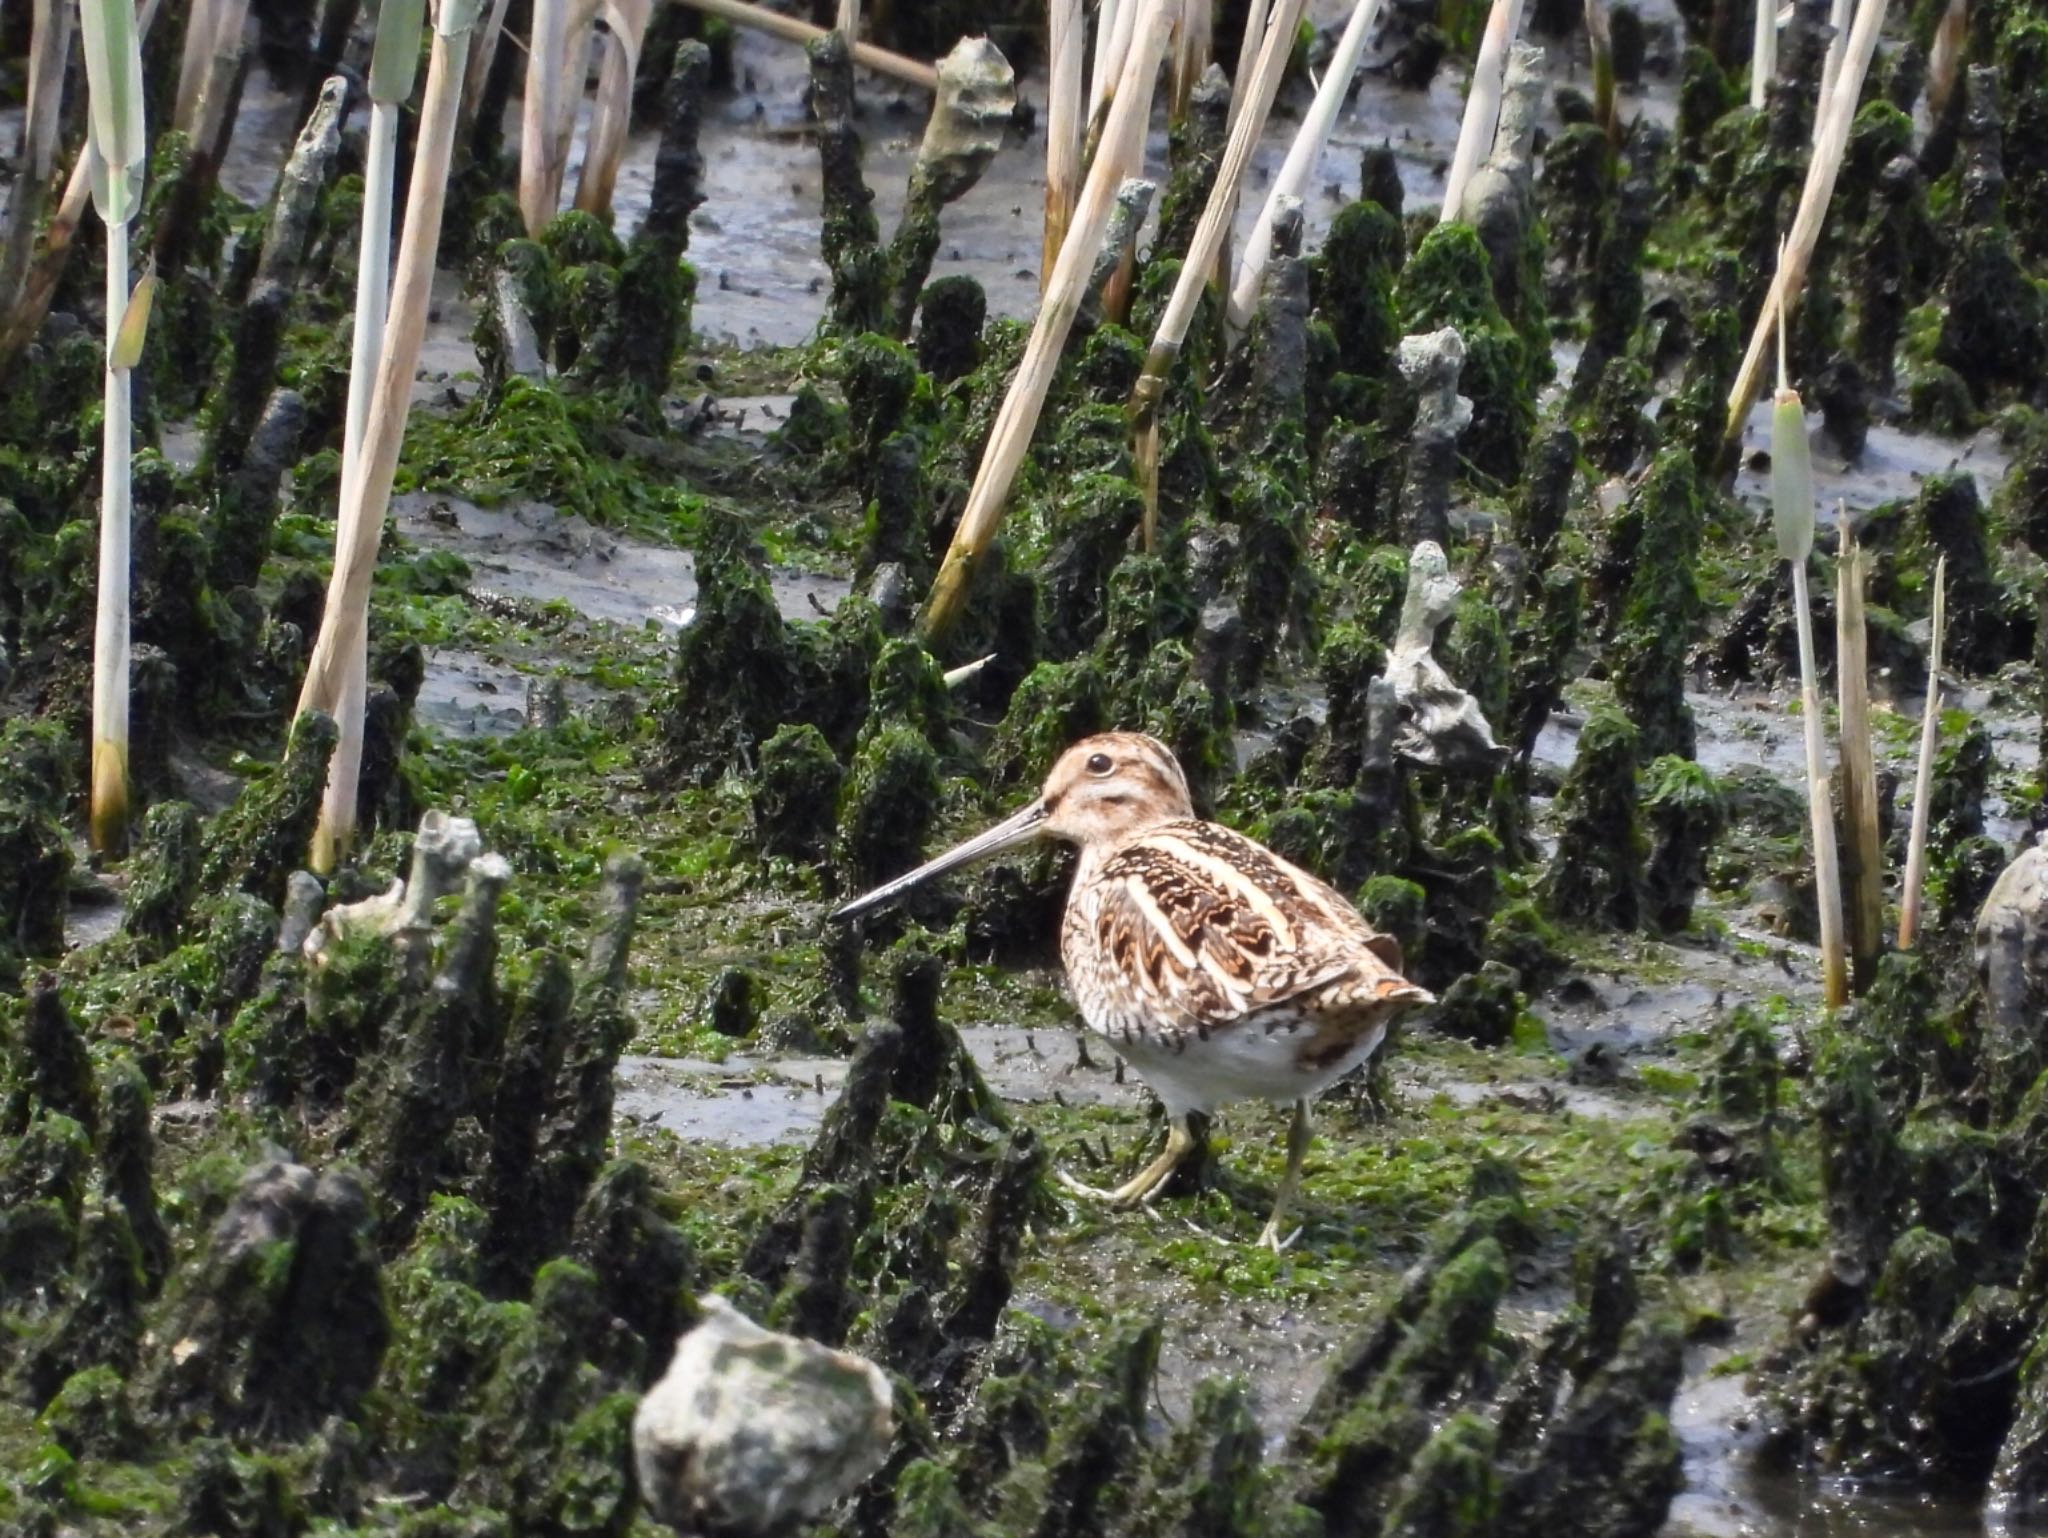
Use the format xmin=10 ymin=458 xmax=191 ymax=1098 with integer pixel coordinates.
xmin=464 ymin=0 xmax=516 ymax=121
xmin=1090 ymin=0 xmax=1128 ymax=122
xmin=301 ymin=0 xmax=485 ymax=866
xmin=1897 ymin=555 xmax=1947 ymax=949
xmin=673 ymin=0 xmax=938 ymax=88
xmin=1439 ymin=0 xmax=1517 ymax=224
xmin=1816 ymin=0 xmax=1854 ymax=133
xmin=0 ymin=0 xmax=74 ymax=316
xmin=1044 ymin=0 xmax=1087 ymax=288
xmin=1724 ymin=0 xmax=1892 ymax=444
xmin=1228 ymin=0 xmax=1375 ymax=330
xmin=194 ymin=0 xmax=253 ymax=165
xmin=1226 ymin=0 xmax=1270 ymax=132
xmin=309 ymin=0 xmax=426 ymax=873
xmin=1836 ymin=521 xmax=1883 ymax=991
xmin=1085 ymin=0 xmax=1144 ymax=155
xmin=920 ymin=0 xmax=1174 ymax=641
xmin=1927 ymin=0 xmax=1968 ymax=118
xmin=520 ymin=0 xmax=568 ymax=232
xmin=174 ymin=0 xmax=221 ymax=131
xmin=838 ymin=0 xmax=859 ymax=36
xmin=1134 ymin=0 xmax=1306 ymax=541
xmin=575 ymin=0 xmax=654 ymax=217
xmin=1171 ymin=0 xmax=1212 ymax=121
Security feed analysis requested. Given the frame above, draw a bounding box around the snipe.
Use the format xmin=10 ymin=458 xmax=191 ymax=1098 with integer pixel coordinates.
xmin=833 ymin=732 xmax=1432 ymax=1249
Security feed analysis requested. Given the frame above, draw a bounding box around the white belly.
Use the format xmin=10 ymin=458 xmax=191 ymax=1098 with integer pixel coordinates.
xmin=1095 ymin=1011 xmax=1387 ymax=1119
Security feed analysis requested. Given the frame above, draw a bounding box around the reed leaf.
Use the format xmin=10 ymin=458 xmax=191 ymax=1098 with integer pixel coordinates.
xmin=371 ymin=0 xmax=430 ymax=104
xmin=108 ymin=260 xmax=157 ymax=370
xmin=1770 ymin=388 xmax=1814 ymax=563
xmin=80 ymin=0 xmax=146 ymax=220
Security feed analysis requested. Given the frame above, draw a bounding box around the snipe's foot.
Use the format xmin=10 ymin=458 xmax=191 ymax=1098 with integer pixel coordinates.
xmin=1255 ymin=1099 xmax=1314 ymax=1253
xmin=1058 ymin=1115 xmax=1198 ymax=1210
xmin=1255 ymin=1219 xmax=1303 ymax=1253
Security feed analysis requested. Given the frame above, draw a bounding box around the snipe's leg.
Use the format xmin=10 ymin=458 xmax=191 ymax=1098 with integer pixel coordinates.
xmin=1257 ymin=1098 xmax=1312 ymax=1252
xmin=1058 ymin=1115 xmax=1198 ymax=1208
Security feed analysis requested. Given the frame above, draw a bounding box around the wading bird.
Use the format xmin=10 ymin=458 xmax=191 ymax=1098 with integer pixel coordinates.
xmin=833 ymin=732 xmax=1433 ymax=1249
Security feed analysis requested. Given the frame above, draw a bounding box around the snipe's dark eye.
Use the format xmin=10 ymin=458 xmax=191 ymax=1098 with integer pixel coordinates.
xmin=1086 ymin=752 xmax=1114 ymax=776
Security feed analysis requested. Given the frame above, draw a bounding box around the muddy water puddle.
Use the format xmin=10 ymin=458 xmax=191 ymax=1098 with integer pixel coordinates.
xmin=1668 ymin=1365 xmax=1982 ymax=1538
xmin=391 ymin=491 xmax=850 ymax=736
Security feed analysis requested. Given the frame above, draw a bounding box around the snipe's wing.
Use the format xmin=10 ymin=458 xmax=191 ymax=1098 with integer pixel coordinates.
xmin=1079 ymin=820 xmax=1413 ymax=1031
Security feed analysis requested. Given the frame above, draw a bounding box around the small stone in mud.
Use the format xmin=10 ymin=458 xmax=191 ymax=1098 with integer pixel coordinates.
xmin=634 ymin=1296 xmax=893 ymax=1537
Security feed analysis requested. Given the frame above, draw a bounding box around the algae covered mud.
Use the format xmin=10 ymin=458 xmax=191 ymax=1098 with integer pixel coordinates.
xmin=4 ymin=0 xmax=2048 ymax=1532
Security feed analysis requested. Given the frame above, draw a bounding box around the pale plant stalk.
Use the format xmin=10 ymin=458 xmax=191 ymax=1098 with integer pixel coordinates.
xmin=0 ymin=0 xmax=74 ymax=316
xmin=188 ymin=0 xmax=253 ymax=154
xmin=1227 ymin=0 xmax=1374 ymax=330
xmin=1044 ymin=0 xmax=1087 ymax=290
xmin=464 ymin=0 xmax=516 ymax=122
xmin=1170 ymin=0 xmax=1211 ymax=121
xmin=1089 ymin=0 xmax=1126 ymax=123
xmin=575 ymin=0 xmax=653 ymax=217
xmin=921 ymin=0 xmax=1173 ymax=641
xmin=312 ymin=0 xmax=425 ymax=873
xmin=671 ymin=0 xmax=937 ymax=88
xmin=1225 ymin=0 xmax=1269 ymax=133
xmin=1749 ymin=0 xmax=1775 ymax=109
xmin=1836 ymin=522 xmax=1883 ymax=991
xmin=1927 ymin=0 xmax=1967 ymax=118
xmin=1085 ymin=0 xmax=1143 ymax=154
xmin=80 ymin=0 xmax=146 ymax=853
xmin=301 ymin=0 xmax=482 ymax=866
xmin=0 ymin=0 xmax=162 ymax=375
xmin=174 ymin=0 xmax=221 ymax=132
xmin=1773 ymin=367 xmax=1847 ymax=1010
xmin=1438 ymin=0 xmax=1516 ymax=225
xmin=1816 ymin=0 xmax=1854 ymax=136
xmin=1134 ymin=0 xmax=1306 ymax=539
xmin=1216 ymin=0 xmax=1268 ymax=289
xmin=546 ymin=0 xmax=600 ymax=223
xmin=1724 ymin=0 xmax=1892 ymax=443
xmin=836 ymin=0 xmax=857 ymax=35
xmin=520 ymin=0 xmax=567 ymax=233
xmin=1897 ymin=555 xmax=1947 ymax=949
xmin=92 ymin=215 xmax=135 ymax=853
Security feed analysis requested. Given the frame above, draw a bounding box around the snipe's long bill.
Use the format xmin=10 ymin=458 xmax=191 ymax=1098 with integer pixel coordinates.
xmin=832 ymin=732 xmax=1434 ymax=1250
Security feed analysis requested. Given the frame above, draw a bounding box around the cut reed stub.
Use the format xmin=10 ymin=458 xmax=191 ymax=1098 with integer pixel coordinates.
xmin=1836 ymin=524 xmax=1883 ymax=993
xmin=1898 ymin=553 xmax=1948 ymax=950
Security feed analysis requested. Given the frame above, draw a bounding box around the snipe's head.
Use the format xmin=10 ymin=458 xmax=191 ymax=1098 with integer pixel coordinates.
xmin=832 ymin=732 xmax=1193 ymax=921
